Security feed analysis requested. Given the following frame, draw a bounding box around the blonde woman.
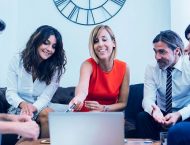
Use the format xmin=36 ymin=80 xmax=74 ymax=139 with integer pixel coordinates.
xmin=69 ymin=25 xmax=130 ymax=112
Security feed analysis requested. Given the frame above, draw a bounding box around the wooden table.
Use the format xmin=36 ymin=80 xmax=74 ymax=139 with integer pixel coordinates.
xmin=16 ymin=138 xmax=160 ymax=145
xmin=15 ymin=138 xmax=50 ymax=145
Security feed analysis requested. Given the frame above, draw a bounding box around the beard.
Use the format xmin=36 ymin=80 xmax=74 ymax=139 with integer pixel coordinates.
xmin=157 ymin=59 xmax=170 ymax=70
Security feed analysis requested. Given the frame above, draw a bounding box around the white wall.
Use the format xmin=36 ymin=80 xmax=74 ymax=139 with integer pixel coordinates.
xmin=0 ymin=0 xmax=170 ymax=87
xmin=0 ymin=1 xmax=19 ymax=87
xmin=171 ymin=0 xmax=190 ymax=46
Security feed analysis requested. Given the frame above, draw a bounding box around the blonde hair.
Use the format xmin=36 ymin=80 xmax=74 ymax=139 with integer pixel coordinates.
xmin=89 ymin=25 xmax=117 ymax=63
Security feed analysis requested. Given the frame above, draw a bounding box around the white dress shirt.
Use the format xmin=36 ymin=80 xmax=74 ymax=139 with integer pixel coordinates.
xmin=143 ymin=55 xmax=190 ymax=120
xmin=6 ymin=53 xmax=59 ymax=112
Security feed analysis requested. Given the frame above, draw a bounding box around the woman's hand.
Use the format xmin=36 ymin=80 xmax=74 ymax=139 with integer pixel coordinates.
xmin=85 ymin=101 xmax=104 ymax=112
xmin=19 ymin=102 xmax=37 ymax=117
xmin=69 ymin=96 xmax=84 ymax=111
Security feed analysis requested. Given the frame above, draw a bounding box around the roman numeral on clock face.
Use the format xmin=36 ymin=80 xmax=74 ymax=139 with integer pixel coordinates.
xmin=54 ymin=0 xmax=68 ymax=7
xmin=111 ymin=0 xmax=125 ymax=6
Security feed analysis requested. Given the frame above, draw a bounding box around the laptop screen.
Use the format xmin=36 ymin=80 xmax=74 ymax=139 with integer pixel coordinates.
xmin=49 ymin=112 xmax=124 ymax=145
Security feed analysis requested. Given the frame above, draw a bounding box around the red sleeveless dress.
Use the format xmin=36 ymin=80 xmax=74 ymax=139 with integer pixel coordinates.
xmin=80 ymin=58 xmax=126 ymax=112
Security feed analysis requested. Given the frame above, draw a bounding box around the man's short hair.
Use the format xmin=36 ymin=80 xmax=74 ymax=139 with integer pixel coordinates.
xmin=0 ymin=19 xmax=6 ymax=32
xmin=185 ymin=25 xmax=190 ymax=40
xmin=153 ymin=30 xmax=184 ymax=53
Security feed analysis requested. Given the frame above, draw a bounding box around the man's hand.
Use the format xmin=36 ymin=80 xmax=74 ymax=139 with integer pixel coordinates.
xmin=8 ymin=114 xmax=32 ymax=122
xmin=151 ymin=104 xmax=165 ymax=124
xmin=164 ymin=112 xmax=181 ymax=126
xmin=17 ymin=121 xmax=39 ymax=140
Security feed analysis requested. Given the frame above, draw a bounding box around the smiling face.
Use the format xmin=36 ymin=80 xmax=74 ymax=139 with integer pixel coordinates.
xmin=93 ymin=29 xmax=115 ymax=61
xmin=185 ymin=33 xmax=190 ymax=59
xmin=153 ymin=41 xmax=179 ymax=69
xmin=37 ymin=35 xmax=56 ymax=61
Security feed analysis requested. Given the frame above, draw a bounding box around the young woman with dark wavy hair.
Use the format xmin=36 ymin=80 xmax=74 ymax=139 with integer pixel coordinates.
xmin=6 ymin=25 xmax=67 ymax=138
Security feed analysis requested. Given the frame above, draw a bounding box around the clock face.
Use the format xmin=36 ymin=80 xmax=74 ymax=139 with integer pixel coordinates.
xmin=53 ymin=0 xmax=126 ymax=26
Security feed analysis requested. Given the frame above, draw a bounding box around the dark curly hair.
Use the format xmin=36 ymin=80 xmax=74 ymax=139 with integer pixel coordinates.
xmin=21 ymin=25 xmax=67 ymax=85
xmin=185 ymin=24 xmax=190 ymax=40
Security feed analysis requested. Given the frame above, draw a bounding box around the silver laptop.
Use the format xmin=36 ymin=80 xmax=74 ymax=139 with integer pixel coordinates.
xmin=49 ymin=112 xmax=124 ymax=145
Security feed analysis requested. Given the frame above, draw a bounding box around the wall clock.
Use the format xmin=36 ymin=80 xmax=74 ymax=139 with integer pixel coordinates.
xmin=53 ymin=0 xmax=126 ymax=26
xmin=0 ymin=19 xmax=6 ymax=31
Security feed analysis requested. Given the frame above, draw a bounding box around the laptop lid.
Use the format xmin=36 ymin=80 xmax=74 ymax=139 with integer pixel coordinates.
xmin=49 ymin=112 xmax=124 ymax=145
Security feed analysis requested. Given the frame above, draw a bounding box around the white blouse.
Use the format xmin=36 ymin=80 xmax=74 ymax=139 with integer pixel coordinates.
xmin=6 ymin=53 xmax=59 ymax=112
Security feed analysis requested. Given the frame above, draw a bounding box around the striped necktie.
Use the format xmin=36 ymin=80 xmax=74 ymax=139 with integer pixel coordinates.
xmin=165 ymin=67 xmax=174 ymax=114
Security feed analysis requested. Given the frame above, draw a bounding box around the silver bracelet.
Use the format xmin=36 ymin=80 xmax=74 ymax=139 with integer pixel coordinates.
xmin=103 ymin=105 xmax=109 ymax=112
